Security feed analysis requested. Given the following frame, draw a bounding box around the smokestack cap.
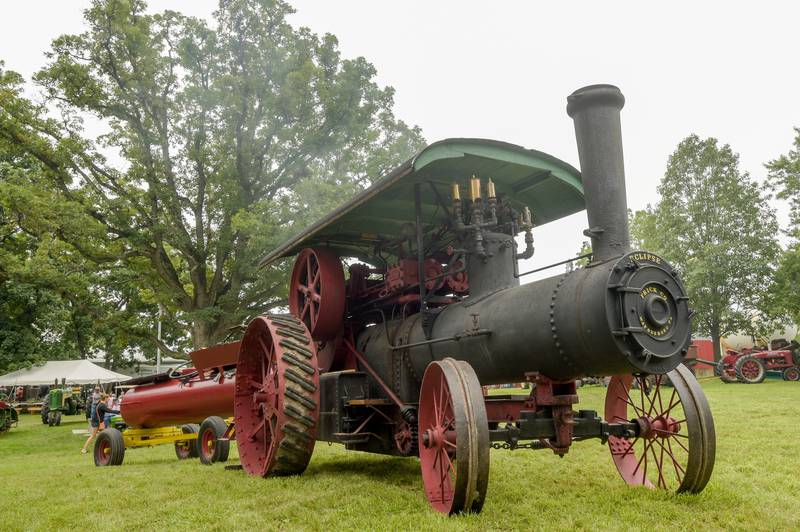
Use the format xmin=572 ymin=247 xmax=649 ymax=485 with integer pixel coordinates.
xmin=566 ymin=84 xmax=625 ymax=117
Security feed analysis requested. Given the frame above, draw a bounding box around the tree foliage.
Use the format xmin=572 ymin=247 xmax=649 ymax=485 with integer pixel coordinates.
xmin=630 ymin=135 xmax=779 ymax=359
xmin=0 ymin=0 xmax=424 ymax=357
xmin=0 ymin=143 xmax=182 ymax=373
xmin=766 ymin=128 xmax=800 ymax=326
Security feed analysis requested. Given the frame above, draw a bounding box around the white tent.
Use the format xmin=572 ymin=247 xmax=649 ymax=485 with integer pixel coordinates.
xmin=0 ymin=360 xmax=130 ymax=386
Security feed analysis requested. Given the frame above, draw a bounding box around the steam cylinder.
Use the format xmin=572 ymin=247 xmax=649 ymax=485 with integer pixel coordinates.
xmin=120 ymin=376 xmax=235 ymax=429
xmin=354 ymin=85 xmax=692 ymax=398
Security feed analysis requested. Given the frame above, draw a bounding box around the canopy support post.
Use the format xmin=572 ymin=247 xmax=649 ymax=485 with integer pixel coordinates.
xmin=415 ymin=184 xmax=434 ymax=340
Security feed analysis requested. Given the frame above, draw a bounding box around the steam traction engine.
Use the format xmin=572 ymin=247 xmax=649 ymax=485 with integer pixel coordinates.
xmin=233 ymin=85 xmax=716 ymax=514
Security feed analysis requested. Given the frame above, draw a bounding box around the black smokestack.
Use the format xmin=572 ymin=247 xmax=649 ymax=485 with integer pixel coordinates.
xmin=566 ymin=84 xmax=629 ymax=261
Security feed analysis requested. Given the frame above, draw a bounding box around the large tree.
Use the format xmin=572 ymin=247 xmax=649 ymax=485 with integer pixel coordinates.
xmin=630 ymin=135 xmax=779 ymax=360
xmin=0 ymin=0 xmax=424 ymax=351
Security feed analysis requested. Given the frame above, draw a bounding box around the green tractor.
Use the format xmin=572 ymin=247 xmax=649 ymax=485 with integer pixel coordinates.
xmin=41 ymin=382 xmax=83 ymax=426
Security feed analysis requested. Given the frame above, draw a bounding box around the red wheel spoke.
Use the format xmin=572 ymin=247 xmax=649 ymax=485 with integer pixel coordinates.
xmin=621 ymin=437 xmax=638 ymax=456
xmin=621 ymin=385 xmax=646 ymax=417
xmin=642 ymin=378 xmax=658 ymax=418
xmin=432 ymin=385 xmax=440 ymax=426
xmin=618 ymin=394 xmax=645 ymax=417
xmin=638 ymin=378 xmax=647 ymax=417
xmin=632 ymin=439 xmax=648 ymax=476
xmin=659 ymin=443 xmax=669 ymax=489
xmin=309 ymin=301 xmax=317 ymax=328
xmin=250 ymin=418 xmax=265 ymax=441
xmin=443 ymin=449 xmax=456 ymax=480
xmin=654 ymin=437 xmax=686 ymax=476
xmin=437 ymin=375 xmax=447 ymax=425
xmin=442 ymin=415 xmax=454 ymax=430
xmin=671 ymin=432 xmax=691 ymax=451
xmin=439 ymin=451 xmax=448 ymax=503
xmin=655 ymin=375 xmax=665 ymax=413
xmin=650 ymin=437 xmax=666 ymax=489
xmin=662 ymin=389 xmax=679 ymax=418
xmin=665 ymin=438 xmax=685 ymax=483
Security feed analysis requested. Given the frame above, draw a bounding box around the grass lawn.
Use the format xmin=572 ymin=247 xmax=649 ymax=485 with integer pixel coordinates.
xmin=1 ymin=378 xmax=798 ymax=531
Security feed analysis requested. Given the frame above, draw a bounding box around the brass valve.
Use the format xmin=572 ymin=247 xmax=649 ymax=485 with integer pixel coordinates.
xmin=469 ymin=175 xmax=481 ymax=201
xmin=451 ymin=182 xmax=461 ymax=201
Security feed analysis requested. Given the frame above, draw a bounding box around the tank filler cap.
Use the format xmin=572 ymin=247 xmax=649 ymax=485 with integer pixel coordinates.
xmin=607 ymin=251 xmax=691 ymax=375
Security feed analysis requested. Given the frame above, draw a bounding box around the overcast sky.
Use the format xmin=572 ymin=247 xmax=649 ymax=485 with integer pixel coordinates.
xmin=2 ymin=0 xmax=799 ymax=277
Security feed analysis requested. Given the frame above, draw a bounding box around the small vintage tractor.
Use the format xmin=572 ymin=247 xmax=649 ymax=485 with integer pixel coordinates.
xmin=718 ymin=345 xmax=800 ymax=384
xmin=227 ymin=85 xmax=716 ymax=514
xmin=93 ymin=343 xmax=238 ymax=467
xmin=0 ymin=393 xmax=18 ymax=433
xmin=41 ymin=383 xmax=83 ymax=426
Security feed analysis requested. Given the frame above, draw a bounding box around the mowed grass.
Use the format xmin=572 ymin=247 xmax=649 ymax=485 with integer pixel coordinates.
xmin=1 ymin=379 xmax=799 ymax=531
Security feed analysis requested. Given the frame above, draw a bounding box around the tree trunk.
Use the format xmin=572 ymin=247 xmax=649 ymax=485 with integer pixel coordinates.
xmin=190 ymin=317 xmax=229 ymax=350
xmin=710 ymin=320 xmax=722 ymax=362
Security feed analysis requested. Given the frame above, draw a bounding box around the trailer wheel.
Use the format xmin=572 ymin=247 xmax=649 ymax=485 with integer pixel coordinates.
xmin=235 ymin=314 xmax=320 ymax=477
xmin=605 ymin=365 xmax=716 ymax=494
xmin=418 ymin=358 xmax=489 ymax=515
xmin=94 ymin=428 xmax=125 ymax=466
xmin=198 ymin=416 xmax=230 ymax=465
xmin=735 ymin=355 xmax=766 ymax=384
xmin=174 ymin=424 xmax=199 ymax=459
xmin=782 ymin=366 xmax=800 ymax=382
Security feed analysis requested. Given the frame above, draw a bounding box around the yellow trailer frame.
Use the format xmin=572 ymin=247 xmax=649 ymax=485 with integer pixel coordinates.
xmin=123 ymin=425 xmax=198 ymax=449
xmin=94 ymin=418 xmax=235 ymax=466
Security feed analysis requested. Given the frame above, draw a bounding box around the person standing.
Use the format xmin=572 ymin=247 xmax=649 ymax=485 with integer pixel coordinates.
xmin=80 ymin=388 xmax=103 ymax=454
xmin=97 ymin=394 xmax=120 ymax=431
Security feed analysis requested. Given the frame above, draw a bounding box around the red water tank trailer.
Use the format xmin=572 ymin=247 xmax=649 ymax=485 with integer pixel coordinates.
xmin=119 ymin=343 xmax=239 ymax=429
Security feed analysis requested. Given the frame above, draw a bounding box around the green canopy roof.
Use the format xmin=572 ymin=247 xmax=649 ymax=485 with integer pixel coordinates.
xmin=260 ymin=138 xmax=584 ymax=267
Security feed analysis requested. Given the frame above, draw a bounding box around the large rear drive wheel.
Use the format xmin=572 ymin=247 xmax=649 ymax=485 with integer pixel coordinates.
xmin=735 ymin=355 xmax=766 ymax=384
xmin=174 ymin=424 xmax=199 ymax=459
xmin=605 ymin=364 xmax=715 ymax=494
xmin=235 ymin=315 xmax=320 ymax=477
xmin=94 ymin=428 xmax=125 ymax=466
xmin=198 ymin=416 xmax=230 ymax=465
xmin=418 ymin=358 xmax=489 ymax=515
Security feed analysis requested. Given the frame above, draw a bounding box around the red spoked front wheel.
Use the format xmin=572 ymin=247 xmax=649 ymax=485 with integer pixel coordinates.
xmin=418 ymin=358 xmax=489 ymax=515
xmin=605 ymin=364 xmax=715 ymax=493
xmin=289 ymin=248 xmax=345 ymax=342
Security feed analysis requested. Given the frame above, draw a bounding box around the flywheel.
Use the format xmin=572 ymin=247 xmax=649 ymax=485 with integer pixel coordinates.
xmin=289 ymin=247 xmax=345 ymax=342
